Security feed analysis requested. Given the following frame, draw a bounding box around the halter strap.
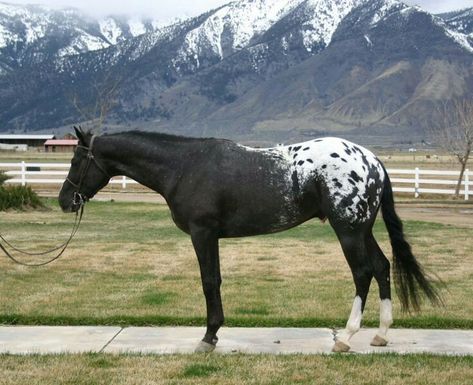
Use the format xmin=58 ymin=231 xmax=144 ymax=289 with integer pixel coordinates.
xmin=66 ymin=135 xmax=111 ymax=196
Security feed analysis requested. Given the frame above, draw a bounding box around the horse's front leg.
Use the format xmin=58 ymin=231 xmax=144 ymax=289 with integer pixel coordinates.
xmin=190 ymin=224 xmax=224 ymax=353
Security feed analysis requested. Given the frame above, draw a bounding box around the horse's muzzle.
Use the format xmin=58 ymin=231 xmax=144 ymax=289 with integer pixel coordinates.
xmin=59 ymin=192 xmax=86 ymax=213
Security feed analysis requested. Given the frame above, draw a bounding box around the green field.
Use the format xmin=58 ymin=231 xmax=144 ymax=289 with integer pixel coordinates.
xmin=1 ymin=353 xmax=473 ymax=385
xmin=1 ymin=199 xmax=473 ymax=383
xmin=0 ymin=200 xmax=472 ymax=328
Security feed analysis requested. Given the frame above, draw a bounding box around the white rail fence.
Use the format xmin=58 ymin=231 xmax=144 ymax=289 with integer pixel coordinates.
xmin=0 ymin=162 xmax=138 ymax=189
xmin=389 ymin=168 xmax=471 ymax=200
xmin=0 ymin=162 xmax=471 ymax=200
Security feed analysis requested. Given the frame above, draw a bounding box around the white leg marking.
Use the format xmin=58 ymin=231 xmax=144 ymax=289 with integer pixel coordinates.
xmin=336 ymin=296 xmax=363 ymax=345
xmin=377 ymin=299 xmax=393 ymax=338
xmin=370 ymin=299 xmax=393 ymax=347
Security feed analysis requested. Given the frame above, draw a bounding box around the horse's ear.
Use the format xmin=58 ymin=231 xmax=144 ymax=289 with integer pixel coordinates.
xmin=74 ymin=126 xmax=93 ymax=146
xmin=74 ymin=126 xmax=85 ymax=145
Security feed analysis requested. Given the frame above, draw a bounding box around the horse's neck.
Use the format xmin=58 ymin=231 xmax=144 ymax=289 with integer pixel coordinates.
xmin=101 ymin=135 xmax=185 ymax=198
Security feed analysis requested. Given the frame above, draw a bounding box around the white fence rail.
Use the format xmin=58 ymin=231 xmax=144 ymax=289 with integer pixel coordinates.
xmin=0 ymin=162 xmax=471 ymax=200
xmin=0 ymin=162 xmax=138 ymax=189
xmin=389 ymin=168 xmax=471 ymax=201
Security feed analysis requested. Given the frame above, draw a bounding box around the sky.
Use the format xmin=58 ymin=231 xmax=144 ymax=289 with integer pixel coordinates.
xmin=3 ymin=0 xmax=473 ymax=20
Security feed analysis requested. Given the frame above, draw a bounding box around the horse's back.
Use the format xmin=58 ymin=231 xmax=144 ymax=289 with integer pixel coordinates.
xmin=220 ymin=137 xmax=386 ymax=231
xmin=170 ymin=137 xmax=385 ymax=236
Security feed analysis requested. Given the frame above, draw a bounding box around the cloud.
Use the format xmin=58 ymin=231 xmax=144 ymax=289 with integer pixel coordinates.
xmin=4 ymin=0 xmax=228 ymax=19
xmin=405 ymin=0 xmax=473 ymax=13
xmin=4 ymin=0 xmax=472 ymax=20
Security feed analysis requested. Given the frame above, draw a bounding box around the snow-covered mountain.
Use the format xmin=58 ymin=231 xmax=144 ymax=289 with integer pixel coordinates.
xmin=439 ymin=7 xmax=473 ymax=35
xmin=0 ymin=1 xmax=163 ymax=73
xmin=0 ymin=0 xmax=472 ymax=142
xmin=437 ymin=7 xmax=473 ymax=52
xmin=172 ymin=0 xmax=368 ymax=64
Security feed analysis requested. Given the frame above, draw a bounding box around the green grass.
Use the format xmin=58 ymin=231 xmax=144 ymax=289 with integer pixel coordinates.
xmin=1 ymin=353 xmax=473 ymax=385
xmin=182 ymin=363 xmax=221 ymax=378
xmin=0 ymin=199 xmax=472 ymax=329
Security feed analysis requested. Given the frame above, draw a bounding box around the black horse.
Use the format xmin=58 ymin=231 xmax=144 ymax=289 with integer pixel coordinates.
xmin=59 ymin=127 xmax=441 ymax=353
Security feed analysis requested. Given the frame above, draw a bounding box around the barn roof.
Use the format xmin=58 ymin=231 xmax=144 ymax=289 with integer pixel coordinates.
xmin=44 ymin=139 xmax=78 ymax=146
xmin=0 ymin=134 xmax=55 ymax=140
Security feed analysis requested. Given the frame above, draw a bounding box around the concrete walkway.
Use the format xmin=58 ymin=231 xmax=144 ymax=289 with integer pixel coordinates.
xmin=1 ymin=327 xmax=473 ymax=355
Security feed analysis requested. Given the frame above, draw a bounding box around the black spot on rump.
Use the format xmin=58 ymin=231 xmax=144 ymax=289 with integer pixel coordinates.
xmin=352 ymin=145 xmax=364 ymax=155
xmin=293 ymin=153 xmax=298 ymax=159
xmin=344 ymin=148 xmax=352 ymax=155
xmin=334 ymin=181 xmax=343 ymax=189
xmin=303 ymin=147 xmax=310 ymax=151
xmin=342 ymin=142 xmax=350 ymax=149
xmin=293 ymin=146 xmax=302 ymax=152
xmin=288 ymin=147 xmax=293 ymax=152
xmin=331 ymin=153 xmax=340 ymax=158
xmin=314 ymin=139 xmax=323 ymax=143
xmin=297 ymin=160 xmax=305 ymax=166
xmin=348 ymin=178 xmax=356 ymax=186
xmin=350 ymin=170 xmax=363 ymax=183
xmin=341 ymin=158 xmax=347 ymax=163
xmin=306 ymin=159 xmax=314 ymax=163
xmin=322 ymin=164 xmax=327 ymax=169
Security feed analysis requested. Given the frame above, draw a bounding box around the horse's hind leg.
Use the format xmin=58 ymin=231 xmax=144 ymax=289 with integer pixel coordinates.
xmin=367 ymin=233 xmax=393 ymax=347
xmin=190 ymin=225 xmax=224 ymax=353
xmin=333 ymin=232 xmax=373 ymax=353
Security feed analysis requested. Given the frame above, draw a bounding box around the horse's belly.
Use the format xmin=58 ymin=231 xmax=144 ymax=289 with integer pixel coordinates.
xmin=218 ymin=193 xmax=319 ymax=238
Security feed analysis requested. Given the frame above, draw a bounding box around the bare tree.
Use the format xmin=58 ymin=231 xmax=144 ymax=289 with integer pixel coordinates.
xmin=70 ymin=73 xmax=122 ymax=133
xmin=431 ymin=98 xmax=473 ymax=198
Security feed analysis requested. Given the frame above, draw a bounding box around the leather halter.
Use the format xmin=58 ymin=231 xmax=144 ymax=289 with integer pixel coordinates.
xmin=66 ymin=135 xmax=110 ymax=205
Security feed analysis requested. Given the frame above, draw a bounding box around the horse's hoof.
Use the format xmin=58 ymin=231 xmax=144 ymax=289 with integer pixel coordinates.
xmin=332 ymin=340 xmax=351 ymax=353
xmin=370 ymin=334 xmax=388 ymax=347
xmin=195 ymin=340 xmax=216 ymax=353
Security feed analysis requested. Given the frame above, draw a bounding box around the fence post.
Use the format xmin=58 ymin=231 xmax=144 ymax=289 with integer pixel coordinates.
xmin=465 ymin=169 xmax=470 ymax=201
xmin=21 ymin=161 xmax=26 ymax=186
xmin=414 ymin=167 xmax=420 ymax=198
xmin=122 ymin=176 xmax=127 ymax=189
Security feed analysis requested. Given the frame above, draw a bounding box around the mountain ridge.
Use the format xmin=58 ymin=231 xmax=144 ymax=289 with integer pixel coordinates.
xmin=0 ymin=0 xmax=472 ymax=144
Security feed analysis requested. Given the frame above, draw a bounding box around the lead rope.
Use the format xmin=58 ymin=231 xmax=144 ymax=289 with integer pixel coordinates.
xmin=1 ymin=134 xmax=102 ymax=267
xmin=0 ymin=204 xmax=84 ymax=267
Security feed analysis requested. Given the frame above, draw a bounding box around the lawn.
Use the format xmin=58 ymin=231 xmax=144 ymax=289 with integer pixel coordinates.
xmin=1 ymin=353 xmax=472 ymax=385
xmin=0 ymin=199 xmax=472 ymax=329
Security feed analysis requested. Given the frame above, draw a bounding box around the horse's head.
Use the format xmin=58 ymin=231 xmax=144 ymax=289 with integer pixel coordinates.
xmin=59 ymin=127 xmax=111 ymax=213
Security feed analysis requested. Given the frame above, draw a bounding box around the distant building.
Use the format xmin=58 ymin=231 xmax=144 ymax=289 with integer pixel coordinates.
xmin=44 ymin=139 xmax=79 ymax=153
xmin=62 ymin=133 xmax=78 ymax=140
xmin=0 ymin=134 xmax=55 ymax=147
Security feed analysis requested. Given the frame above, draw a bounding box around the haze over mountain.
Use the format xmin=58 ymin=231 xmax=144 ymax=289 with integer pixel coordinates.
xmin=0 ymin=0 xmax=472 ymax=144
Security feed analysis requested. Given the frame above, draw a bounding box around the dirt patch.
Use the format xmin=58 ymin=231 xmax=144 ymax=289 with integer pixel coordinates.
xmin=396 ymin=205 xmax=473 ymax=228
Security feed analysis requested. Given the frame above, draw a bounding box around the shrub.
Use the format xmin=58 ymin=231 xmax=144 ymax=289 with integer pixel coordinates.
xmin=0 ymin=170 xmax=9 ymax=186
xmin=0 ymin=185 xmax=44 ymax=211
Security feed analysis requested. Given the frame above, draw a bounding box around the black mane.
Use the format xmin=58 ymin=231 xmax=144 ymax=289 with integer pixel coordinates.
xmin=105 ymin=130 xmax=219 ymax=143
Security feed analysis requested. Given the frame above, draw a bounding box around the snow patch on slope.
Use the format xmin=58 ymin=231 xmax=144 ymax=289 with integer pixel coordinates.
xmin=445 ymin=28 xmax=473 ymax=52
xmin=301 ymin=0 xmax=365 ymax=50
xmin=100 ymin=18 xmax=123 ymax=45
xmin=177 ymin=0 xmax=303 ymax=65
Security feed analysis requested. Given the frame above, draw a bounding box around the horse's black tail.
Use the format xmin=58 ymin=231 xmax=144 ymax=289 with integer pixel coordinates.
xmin=380 ymin=166 xmax=443 ymax=312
